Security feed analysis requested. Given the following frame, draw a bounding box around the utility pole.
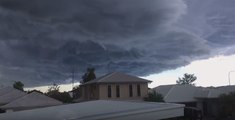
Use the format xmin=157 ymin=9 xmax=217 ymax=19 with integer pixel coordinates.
xmin=72 ymin=67 xmax=75 ymax=89
xmin=228 ymin=70 xmax=235 ymax=85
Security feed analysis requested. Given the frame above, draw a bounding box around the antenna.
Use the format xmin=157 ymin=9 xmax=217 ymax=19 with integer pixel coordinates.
xmin=72 ymin=67 xmax=75 ymax=89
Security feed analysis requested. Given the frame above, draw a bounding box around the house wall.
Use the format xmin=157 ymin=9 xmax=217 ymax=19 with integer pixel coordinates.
xmin=98 ymin=83 xmax=148 ymax=100
xmin=80 ymin=84 xmax=100 ymax=100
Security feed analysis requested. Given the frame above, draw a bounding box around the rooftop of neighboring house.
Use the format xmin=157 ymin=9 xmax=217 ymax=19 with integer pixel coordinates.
xmin=0 ymin=87 xmax=27 ymax=105
xmin=0 ymin=100 xmax=185 ymax=120
xmin=82 ymin=72 xmax=152 ymax=85
xmin=0 ymin=92 xmax=63 ymax=110
xmin=153 ymin=84 xmax=235 ymax=103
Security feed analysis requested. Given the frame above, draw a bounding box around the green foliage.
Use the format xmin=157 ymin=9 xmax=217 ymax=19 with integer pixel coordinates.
xmin=13 ymin=81 xmax=24 ymax=91
xmin=82 ymin=67 xmax=96 ymax=83
xmin=176 ymin=73 xmax=197 ymax=85
xmin=144 ymin=91 xmax=164 ymax=102
xmin=46 ymin=84 xmax=72 ymax=103
xmin=218 ymin=92 xmax=235 ymax=118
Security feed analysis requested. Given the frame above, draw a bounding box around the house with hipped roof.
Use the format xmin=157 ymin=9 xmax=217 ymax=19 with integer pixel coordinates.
xmin=0 ymin=87 xmax=27 ymax=106
xmin=0 ymin=87 xmax=63 ymax=113
xmin=154 ymin=84 xmax=235 ymax=117
xmin=0 ymin=92 xmax=63 ymax=112
xmin=79 ymin=72 xmax=152 ymax=101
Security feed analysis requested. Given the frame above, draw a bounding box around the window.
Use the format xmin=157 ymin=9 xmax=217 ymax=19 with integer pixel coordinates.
xmin=129 ymin=84 xmax=133 ymax=97
xmin=108 ymin=85 xmax=112 ymax=98
xmin=116 ymin=85 xmax=120 ymax=98
xmin=137 ymin=84 xmax=141 ymax=96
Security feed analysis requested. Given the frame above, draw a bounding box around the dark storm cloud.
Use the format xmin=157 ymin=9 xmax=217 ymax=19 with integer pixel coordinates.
xmin=179 ymin=0 xmax=235 ymax=50
xmin=0 ymin=0 xmax=230 ymax=87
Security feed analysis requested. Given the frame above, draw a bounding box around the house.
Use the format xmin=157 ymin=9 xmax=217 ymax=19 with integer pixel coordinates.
xmin=154 ymin=84 xmax=234 ymax=117
xmin=0 ymin=100 xmax=185 ymax=120
xmin=0 ymin=92 xmax=63 ymax=112
xmin=0 ymin=87 xmax=27 ymax=106
xmin=79 ymin=72 xmax=151 ymax=101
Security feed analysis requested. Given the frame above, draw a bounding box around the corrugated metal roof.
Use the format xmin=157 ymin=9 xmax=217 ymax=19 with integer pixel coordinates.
xmin=154 ymin=84 xmax=231 ymax=103
xmin=1 ymin=92 xmax=62 ymax=110
xmin=153 ymin=85 xmax=174 ymax=97
xmin=0 ymin=100 xmax=184 ymax=120
xmin=194 ymin=88 xmax=222 ymax=98
xmin=83 ymin=72 xmax=152 ymax=85
xmin=163 ymin=85 xmax=199 ymax=102
xmin=155 ymin=84 xmax=199 ymax=102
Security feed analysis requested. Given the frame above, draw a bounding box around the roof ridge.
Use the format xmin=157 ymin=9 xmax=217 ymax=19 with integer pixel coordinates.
xmin=98 ymin=72 xmax=116 ymax=82
xmin=164 ymin=85 xmax=175 ymax=100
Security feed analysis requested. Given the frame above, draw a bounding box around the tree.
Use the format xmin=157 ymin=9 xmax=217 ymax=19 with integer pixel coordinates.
xmin=144 ymin=91 xmax=164 ymax=102
xmin=13 ymin=81 xmax=24 ymax=91
xmin=47 ymin=83 xmax=60 ymax=93
xmin=176 ymin=73 xmax=197 ymax=85
xmin=45 ymin=84 xmax=72 ymax=103
xmin=82 ymin=67 xmax=96 ymax=83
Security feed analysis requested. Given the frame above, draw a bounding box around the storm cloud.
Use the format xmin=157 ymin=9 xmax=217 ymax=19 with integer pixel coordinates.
xmin=0 ymin=0 xmax=233 ymax=87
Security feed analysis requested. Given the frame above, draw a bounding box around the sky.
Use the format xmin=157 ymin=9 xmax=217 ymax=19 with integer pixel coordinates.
xmin=145 ymin=55 xmax=235 ymax=88
xmin=0 ymin=0 xmax=235 ymax=89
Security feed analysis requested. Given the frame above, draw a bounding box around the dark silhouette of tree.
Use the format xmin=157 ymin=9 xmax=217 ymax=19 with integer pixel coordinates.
xmin=144 ymin=91 xmax=164 ymax=102
xmin=27 ymin=89 xmax=43 ymax=94
xmin=13 ymin=81 xmax=24 ymax=91
xmin=47 ymin=84 xmax=60 ymax=93
xmin=45 ymin=84 xmax=72 ymax=103
xmin=72 ymin=85 xmax=80 ymax=99
xmin=218 ymin=92 xmax=235 ymax=118
xmin=82 ymin=67 xmax=96 ymax=83
xmin=176 ymin=73 xmax=197 ymax=85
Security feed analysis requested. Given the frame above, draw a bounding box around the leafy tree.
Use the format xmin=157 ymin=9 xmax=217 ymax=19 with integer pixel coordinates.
xmin=46 ymin=84 xmax=72 ymax=103
xmin=176 ymin=73 xmax=197 ymax=85
xmin=218 ymin=92 xmax=235 ymax=118
xmin=144 ymin=91 xmax=164 ymax=102
xmin=47 ymin=84 xmax=60 ymax=93
xmin=82 ymin=67 xmax=96 ymax=83
xmin=13 ymin=81 xmax=24 ymax=91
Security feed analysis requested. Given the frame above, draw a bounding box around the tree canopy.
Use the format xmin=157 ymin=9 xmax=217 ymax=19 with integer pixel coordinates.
xmin=45 ymin=84 xmax=72 ymax=103
xmin=144 ymin=91 xmax=164 ymax=102
xmin=176 ymin=73 xmax=197 ymax=85
xmin=13 ymin=81 xmax=24 ymax=91
xmin=82 ymin=67 xmax=96 ymax=83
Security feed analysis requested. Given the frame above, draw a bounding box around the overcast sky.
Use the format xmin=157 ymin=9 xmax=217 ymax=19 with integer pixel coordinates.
xmin=0 ymin=0 xmax=234 ymax=88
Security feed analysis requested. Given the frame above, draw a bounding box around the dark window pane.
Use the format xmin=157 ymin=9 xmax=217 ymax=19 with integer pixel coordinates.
xmin=108 ymin=85 xmax=112 ymax=98
xmin=129 ymin=85 xmax=133 ymax=97
xmin=116 ymin=85 xmax=120 ymax=98
xmin=137 ymin=84 xmax=141 ymax=96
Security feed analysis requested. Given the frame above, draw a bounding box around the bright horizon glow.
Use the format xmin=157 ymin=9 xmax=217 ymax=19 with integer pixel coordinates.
xmin=25 ymin=82 xmax=80 ymax=93
xmin=26 ymin=55 xmax=235 ymax=92
xmin=144 ymin=55 xmax=235 ymax=88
